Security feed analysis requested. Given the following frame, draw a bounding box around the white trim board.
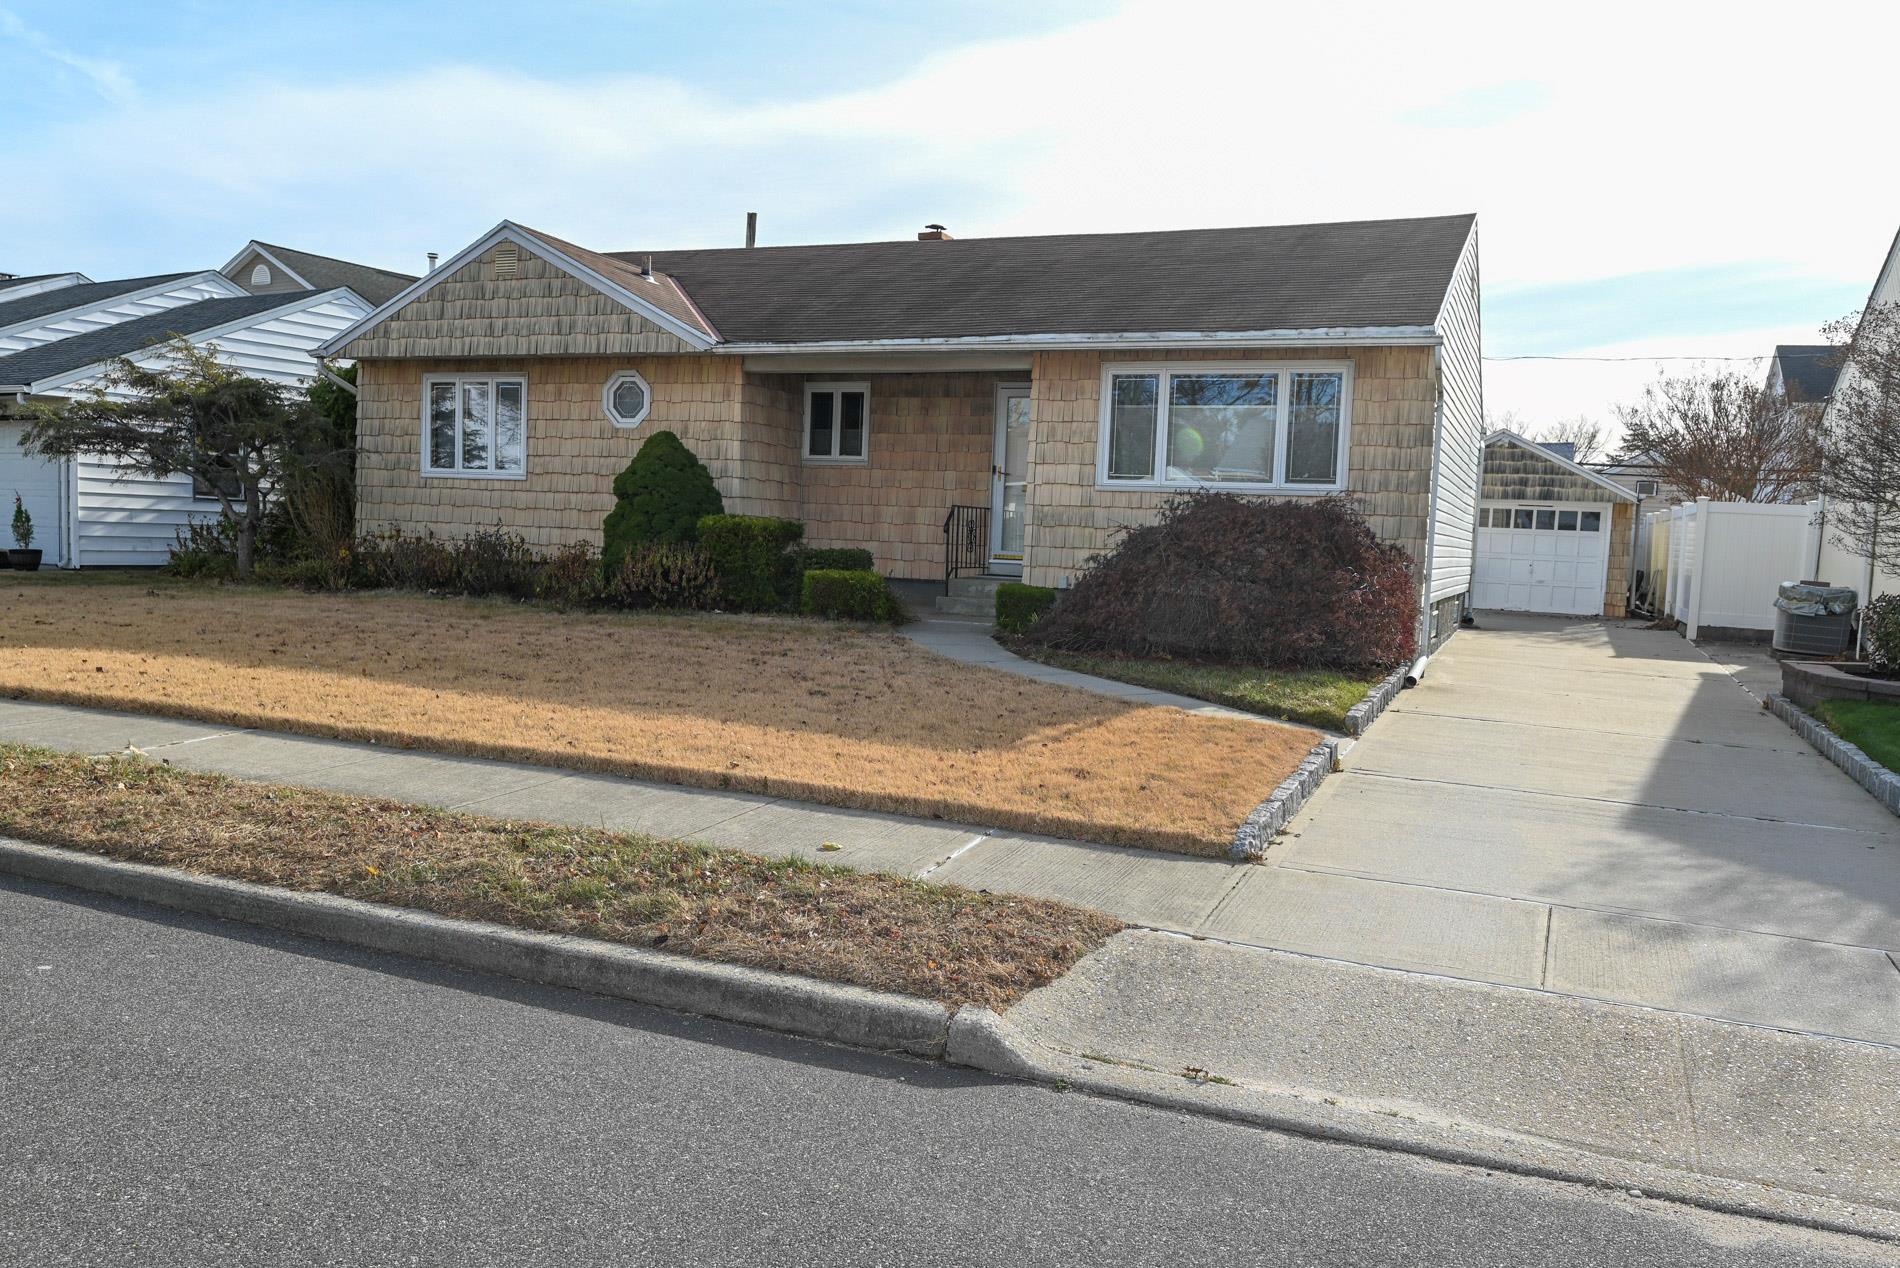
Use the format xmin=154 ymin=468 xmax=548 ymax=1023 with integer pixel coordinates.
xmin=313 ymin=222 xmax=718 ymax=358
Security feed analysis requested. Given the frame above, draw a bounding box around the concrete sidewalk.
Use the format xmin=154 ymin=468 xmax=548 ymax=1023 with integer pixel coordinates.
xmin=1000 ymin=929 xmax=1900 ymax=1232
xmin=0 ymin=694 xmax=1275 ymax=940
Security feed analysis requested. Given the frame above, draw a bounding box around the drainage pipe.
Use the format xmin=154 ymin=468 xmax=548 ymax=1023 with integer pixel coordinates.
xmin=1404 ymin=652 xmax=1431 ymax=687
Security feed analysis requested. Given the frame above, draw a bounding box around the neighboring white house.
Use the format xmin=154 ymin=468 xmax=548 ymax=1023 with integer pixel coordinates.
xmin=0 ymin=243 xmax=412 ymax=567
xmin=1814 ymin=225 xmax=1900 ymax=609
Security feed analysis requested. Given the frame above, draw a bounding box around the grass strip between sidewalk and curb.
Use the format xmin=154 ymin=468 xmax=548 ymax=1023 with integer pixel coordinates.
xmin=0 ymin=744 xmax=1120 ymax=1010
xmin=1002 ymin=640 xmax=1384 ymax=732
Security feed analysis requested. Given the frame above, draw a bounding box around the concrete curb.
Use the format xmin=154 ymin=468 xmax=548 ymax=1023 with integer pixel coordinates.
xmin=1342 ymin=665 xmax=1407 ymax=737
xmin=1229 ymin=739 xmax=1338 ymax=861
xmin=1766 ymin=693 xmax=1900 ymax=818
xmin=944 ymin=1005 xmax=1900 ymax=1244
xmin=0 ymin=838 xmax=953 ymax=1058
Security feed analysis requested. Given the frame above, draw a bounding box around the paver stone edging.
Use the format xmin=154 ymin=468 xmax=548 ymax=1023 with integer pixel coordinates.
xmin=1342 ymin=665 xmax=1407 ymax=737
xmin=1230 ymin=738 xmax=1338 ymax=861
xmin=1766 ymin=693 xmax=1900 ymax=817
xmin=7 ymin=837 xmax=1896 ymax=1244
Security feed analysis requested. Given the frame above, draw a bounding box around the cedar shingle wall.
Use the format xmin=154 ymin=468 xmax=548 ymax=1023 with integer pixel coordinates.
xmin=791 ymin=372 xmax=1002 ymax=579
xmin=1605 ymin=499 xmax=1634 ymax=618
xmin=1021 ymin=346 xmax=1438 ymax=589
xmin=1481 ymin=440 xmax=1621 ymax=503
xmin=336 ymin=245 xmax=699 ymax=360
xmin=356 ymin=356 xmax=759 ymax=548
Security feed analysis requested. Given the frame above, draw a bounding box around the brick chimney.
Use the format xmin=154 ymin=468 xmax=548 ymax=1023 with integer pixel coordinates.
xmin=917 ymin=223 xmax=952 ymax=241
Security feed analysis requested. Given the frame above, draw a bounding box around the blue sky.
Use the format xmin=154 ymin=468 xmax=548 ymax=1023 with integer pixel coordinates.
xmin=3 ymin=0 xmax=1892 ymax=432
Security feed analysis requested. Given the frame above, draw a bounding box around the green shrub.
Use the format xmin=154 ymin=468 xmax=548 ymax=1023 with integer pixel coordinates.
xmin=165 ymin=519 xmax=239 ymax=580
xmin=800 ymin=568 xmax=908 ymax=624
xmin=794 ymin=546 xmax=876 ymax=574
xmin=535 ymin=540 xmax=607 ymax=608
xmin=601 ymin=431 xmax=723 ymax=573
xmin=699 ymin=514 xmax=804 ymax=612
xmin=607 ymin=543 xmax=720 ymax=610
xmin=447 ymin=526 xmax=539 ymax=598
xmin=1864 ymin=594 xmax=1900 ymax=671
xmin=995 ymin=582 xmax=1057 ymax=634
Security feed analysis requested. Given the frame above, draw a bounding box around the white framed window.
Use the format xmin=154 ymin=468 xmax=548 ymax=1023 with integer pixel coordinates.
xmin=1635 ymin=478 xmax=1659 ymax=496
xmin=602 ymin=370 xmax=651 ymax=429
xmin=804 ymin=381 xmax=869 ymax=464
xmin=1096 ymin=361 xmax=1352 ymax=493
xmin=422 ymin=374 xmax=527 ymax=479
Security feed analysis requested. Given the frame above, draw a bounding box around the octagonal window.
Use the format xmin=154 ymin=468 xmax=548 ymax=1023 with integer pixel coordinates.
xmin=603 ymin=371 xmax=652 ymax=429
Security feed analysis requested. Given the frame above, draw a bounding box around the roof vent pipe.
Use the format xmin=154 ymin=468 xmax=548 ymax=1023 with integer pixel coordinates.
xmin=426 ymin=252 xmax=439 ymax=273
xmin=639 ymin=255 xmax=655 ymax=280
xmin=745 ymin=212 xmax=757 ymax=248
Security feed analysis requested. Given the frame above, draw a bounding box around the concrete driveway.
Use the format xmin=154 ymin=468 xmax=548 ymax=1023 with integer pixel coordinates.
xmin=1260 ymin=613 xmax=1900 ymax=1046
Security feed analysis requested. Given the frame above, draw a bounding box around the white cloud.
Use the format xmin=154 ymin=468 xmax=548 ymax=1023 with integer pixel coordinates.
xmin=5 ymin=0 xmax=1896 ymax=427
xmin=0 ymin=8 xmax=135 ymax=104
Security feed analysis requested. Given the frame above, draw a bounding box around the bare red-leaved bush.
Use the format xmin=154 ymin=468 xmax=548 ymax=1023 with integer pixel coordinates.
xmin=1024 ymin=492 xmax=1416 ymax=671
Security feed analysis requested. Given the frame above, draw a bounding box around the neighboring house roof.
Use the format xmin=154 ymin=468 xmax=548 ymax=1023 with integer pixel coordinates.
xmin=1483 ymin=429 xmax=1637 ymax=501
xmin=1539 ymin=441 xmax=1577 ymax=462
xmin=597 ymin=213 xmax=1477 ymax=345
xmin=0 ymin=272 xmax=198 ymax=330
xmin=0 ymin=290 xmax=321 ymax=390
xmin=223 ymin=241 xmax=417 ymax=305
xmin=0 ymin=273 xmax=75 ymax=288
xmin=1770 ymin=344 xmax=1840 ymax=403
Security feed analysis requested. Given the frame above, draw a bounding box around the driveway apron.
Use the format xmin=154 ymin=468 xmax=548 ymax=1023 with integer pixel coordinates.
xmin=1242 ymin=613 xmax=1900 ymax=1046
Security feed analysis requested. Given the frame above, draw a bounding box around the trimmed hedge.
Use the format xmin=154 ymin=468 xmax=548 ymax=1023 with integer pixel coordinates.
xmin=1024 ymin=491 xmax=1415 ymax=671
xmin=602 ymin=431 xmax=723 ymax=572
xmin=1866 ymin=593 xmax=1900 ymax=671
xmin=795 ymin=546 xmax=877 ymax=574
xmin=699 ymin=514 xmax=804 ymax=612
xmin=800 ymin=568 xmax=908 ymax=624
xmin=996 ymin=582 xmax=1057 ymax=634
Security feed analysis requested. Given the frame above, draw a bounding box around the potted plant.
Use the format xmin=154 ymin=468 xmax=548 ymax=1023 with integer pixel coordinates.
xmin=9 ymin=493 xmax=40 ymax=571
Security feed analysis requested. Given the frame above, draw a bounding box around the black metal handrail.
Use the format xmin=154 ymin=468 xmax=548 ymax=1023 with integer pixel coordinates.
xmin=943 ymin=504 xmax=990 ymax=593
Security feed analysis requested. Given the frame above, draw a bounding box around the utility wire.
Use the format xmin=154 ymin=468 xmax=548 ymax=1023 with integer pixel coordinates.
xmin=1484 ymin=353 xmax=1771 ymax=362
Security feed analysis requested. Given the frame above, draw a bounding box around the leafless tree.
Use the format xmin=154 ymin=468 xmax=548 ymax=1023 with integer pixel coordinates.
xmin=1818 ymin=302 xmax=1900 ymax=595
xmin=1613 ymin=369 xmax=1818 ymax=502
xmin=1530 ymin=416 xmax=1608 ymax=464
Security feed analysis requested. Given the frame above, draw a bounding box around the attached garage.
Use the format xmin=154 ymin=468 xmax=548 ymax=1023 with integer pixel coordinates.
xmin=1477 ymin=431 xmax=1638 ymax=618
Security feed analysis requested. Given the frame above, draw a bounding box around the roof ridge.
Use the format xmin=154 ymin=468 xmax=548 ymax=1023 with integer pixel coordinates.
xmin=253 ymin=242 xmax=416 ymax=281
xmin=604 ymin=211 xmax=1478 ymax=260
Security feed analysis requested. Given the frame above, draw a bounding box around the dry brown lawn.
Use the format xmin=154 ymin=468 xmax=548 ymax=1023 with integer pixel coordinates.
xmin=0 ymin=744 xmax=1120 ymax=1008
xmin=0 ymin=578 xmax=1317 ymax=854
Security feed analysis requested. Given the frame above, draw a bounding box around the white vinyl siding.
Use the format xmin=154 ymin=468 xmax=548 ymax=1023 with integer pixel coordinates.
xmin=0 ymin=422 xmax=66 ymax=568
xmin=38 ymin=289 xmax=373 ymax=567
xmin=1426 ymin=222 xmax=1485 ymax=605
xmin=0 ymin=273 xmax=247 ymax=355
xmin=1096 ymin=360 xmax=1352 ymax=493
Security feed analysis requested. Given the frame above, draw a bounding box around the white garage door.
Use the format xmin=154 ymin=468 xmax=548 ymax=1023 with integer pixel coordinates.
xmin=1473 ymin=502 xmax=1609 ymax=616
xmin=1 ymin=422 xmax=64 ymax=567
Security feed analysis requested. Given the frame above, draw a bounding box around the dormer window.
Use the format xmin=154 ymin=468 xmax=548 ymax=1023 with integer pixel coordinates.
xmin=250 ymin=263 xmax=271 ymax=286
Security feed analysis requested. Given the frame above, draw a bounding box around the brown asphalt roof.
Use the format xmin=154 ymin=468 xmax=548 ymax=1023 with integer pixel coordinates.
xmin=598 ymin=213 xmax=1476 ymax=344
xmin=253 ymin=243 xmax=417 ymax=306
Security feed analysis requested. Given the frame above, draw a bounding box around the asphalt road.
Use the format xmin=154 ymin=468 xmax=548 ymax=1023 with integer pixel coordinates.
xmin=2 ymin=876 xmax=1890 ymax=1268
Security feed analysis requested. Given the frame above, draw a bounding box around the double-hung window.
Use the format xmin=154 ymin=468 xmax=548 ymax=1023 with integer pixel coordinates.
xmin=804 ymin=382 xmax=869 ymax=464
xmin=1098 ymin=362 xmax=1350 ymax=492
xmin=424 ymin=375 xmax=527 ymax=478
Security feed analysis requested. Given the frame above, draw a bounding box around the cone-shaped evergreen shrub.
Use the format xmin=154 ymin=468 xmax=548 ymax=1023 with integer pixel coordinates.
xmin=602 ymin=431 xmax=723 ymax=572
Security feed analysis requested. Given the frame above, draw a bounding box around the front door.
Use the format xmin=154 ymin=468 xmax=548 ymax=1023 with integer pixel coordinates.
xmin=990 ymin=384 xmax=1030 ymax=574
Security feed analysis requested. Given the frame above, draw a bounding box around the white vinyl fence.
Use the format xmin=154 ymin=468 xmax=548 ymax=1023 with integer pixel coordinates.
xmin=1644 ymin=498 xmax=1823 ymax=639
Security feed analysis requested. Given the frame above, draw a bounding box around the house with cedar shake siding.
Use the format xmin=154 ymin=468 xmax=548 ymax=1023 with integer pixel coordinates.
xmin=316 ymin=214 xmax=1485 ymax=648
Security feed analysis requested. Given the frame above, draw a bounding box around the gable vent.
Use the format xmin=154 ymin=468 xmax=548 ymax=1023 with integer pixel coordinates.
xmin=494 ymin=241 xmax=520 ymax=279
